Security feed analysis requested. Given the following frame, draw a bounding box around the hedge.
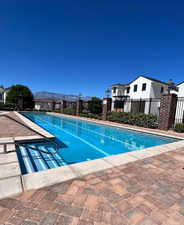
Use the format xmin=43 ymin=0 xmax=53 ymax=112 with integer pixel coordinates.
xmin=63 ymin=108 xmax=76 ymax=115
xmin=107 ymin=112 xmax=158 ymax=129
xmin=80 ymin=113 xmax=102 ymax=120
xmin=174 ymin=123 xmax=184 ymax=133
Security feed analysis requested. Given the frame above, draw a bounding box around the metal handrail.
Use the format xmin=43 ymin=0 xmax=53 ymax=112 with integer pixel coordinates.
xmin=0 ymin=113 xmax=61 ymax=155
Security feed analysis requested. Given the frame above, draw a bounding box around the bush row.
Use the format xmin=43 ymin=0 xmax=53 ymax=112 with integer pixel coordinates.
xmin=107 ymin=112 xmax=158 ymax=129
xmin=63 ymin=108 xmax=76 ymax=115
xmin=80 ymin=113 xmax=102 ymax=120
xmin=174 ymin=123 xmax=184 ymax=133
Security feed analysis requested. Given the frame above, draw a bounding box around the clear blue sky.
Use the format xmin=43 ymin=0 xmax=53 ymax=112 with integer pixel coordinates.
xmin=0 ymin=0 xmax=184 ymax=97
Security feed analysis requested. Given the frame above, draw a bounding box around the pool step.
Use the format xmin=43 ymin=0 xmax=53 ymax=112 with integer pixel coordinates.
xmin=18 ymin=144 xmax=65 ymax=174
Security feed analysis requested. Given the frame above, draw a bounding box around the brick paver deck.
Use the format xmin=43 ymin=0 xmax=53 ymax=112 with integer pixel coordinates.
xmin=0 ymin=112 xmax=36 ymax=138
xmin=0 ymin=149 xmax=184 ymax=225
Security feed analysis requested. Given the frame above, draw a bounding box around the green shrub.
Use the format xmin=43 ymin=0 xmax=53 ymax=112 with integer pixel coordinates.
xmin=63 ymin=108 xmax=76 ymax=115
xmin=174 ymin=123 xmax=184 ymax=133
xmin=80 ymin=113 xmax=101 ymax=120
xmin=107 ymin=112 xmax=158 ymax=129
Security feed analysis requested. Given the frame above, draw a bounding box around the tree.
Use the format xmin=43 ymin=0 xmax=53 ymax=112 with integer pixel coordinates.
xmin=88 ymin=97 xmax=102 ymax=114
xmin=6 ymin=84 xmax=34 ymax=109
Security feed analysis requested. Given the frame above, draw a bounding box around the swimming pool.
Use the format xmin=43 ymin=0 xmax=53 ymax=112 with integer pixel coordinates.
xmin=17 ymin=112 xmax=178 ymax=174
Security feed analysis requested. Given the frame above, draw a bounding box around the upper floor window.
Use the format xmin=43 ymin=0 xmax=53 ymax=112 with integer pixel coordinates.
xmin=113 ymin=87 xmax=117 ymax=94
xmin=126 ymin=87 xmax=130 ymax=94
xmin=161 ymin=87 xmax=164 ymax=93
xmin=142 ymin=83 xmax=146 ymax=91
xmin=134 ymin=84 xmax=138 ymax=92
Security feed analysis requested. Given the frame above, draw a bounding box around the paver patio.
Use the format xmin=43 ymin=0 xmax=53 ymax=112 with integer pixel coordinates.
xmin=0 ymin=112 xmax=36 ymax=138
xmin=0 ymin=148 xmax=184 ymax=225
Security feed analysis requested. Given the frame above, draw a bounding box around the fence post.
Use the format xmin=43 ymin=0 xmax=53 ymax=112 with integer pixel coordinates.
xmin=102 ymin=98 xmax=112 ymax=120
xmin=139 ymin=98 xmax=142 ymax=113
xmin=76 ymin=100 xmax=83 ymax=116
xmin=148 ymin=98 xmax=152 ymax=114
xmin=158 ymin=94 xmax=177 ymax=130
xmin=60 ymin=100 xmax=67 ymax=113
xmin=52 ymin=101 xmax=56 ymax=111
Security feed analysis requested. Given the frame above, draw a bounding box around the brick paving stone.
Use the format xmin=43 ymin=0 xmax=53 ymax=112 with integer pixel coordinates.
xmin=39 ymin=212 xmax=59 ymax=225
xmin=137 ymin=217 xmax=159 ymax=225
xmin=78 ymin=220 xmax=94 ymax=225
xmin=29 ymin=190 xmax=47 ymax=203
xmin=84 ymin=195 xmax=100 ymax=209
xmin=56 ymin=215 xmax=73 ymax=225
xmin=0 ymin=198 xmax=21 ymax=209
xmin=124 ymin=208 xmax=145 ymax=224
xmin=7 ymin=215 xmax=25 ymax=225
xmin=21 ymin=220 xmax=38 ymax=225
xmin=44 ymin=191 xmax=58 ymax=201
xmin=60 ymin=204 xmax=83 ymax=217
xmin=0 ymin=208 xmax=14 ymax=224
xmin=1 ymin=149 xmax=184 ymax=225
xmin=26 ymin=208 xmax=45 ymax=223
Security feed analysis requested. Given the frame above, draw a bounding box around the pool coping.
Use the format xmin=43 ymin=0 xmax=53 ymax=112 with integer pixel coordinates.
xmin=20 ymin=112 xmax=184 ymax=192
xmin=1 ymin=111 xmax=184 ymax=198
xmin=14 ymin=111 xmax=55 ymax=141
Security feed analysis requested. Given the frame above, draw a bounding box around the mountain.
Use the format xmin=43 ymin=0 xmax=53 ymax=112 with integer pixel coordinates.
xmin=34 ymin=91 xmax=92 ymax=101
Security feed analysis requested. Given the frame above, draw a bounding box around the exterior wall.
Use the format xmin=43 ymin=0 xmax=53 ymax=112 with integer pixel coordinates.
xmin=150 ymin=83 xmax=168 ymax=98
xmin=177 ymin=83 xmax=184 ymax=97
xmin=127 ymin=77 xmax=152 ymax=99
xmin=0 ymin=88 xmax=9 ymax=104
xmin=3 ymin=90 xmax=9 ymax=104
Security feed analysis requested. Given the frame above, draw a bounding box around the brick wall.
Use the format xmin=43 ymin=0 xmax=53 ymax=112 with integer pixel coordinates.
xmin=159 ymin=94 xmax=177 ymax=130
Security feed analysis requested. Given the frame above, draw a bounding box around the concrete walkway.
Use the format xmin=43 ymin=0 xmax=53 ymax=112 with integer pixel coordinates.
xmin=0 ymin=148 xmax=184 ymax=225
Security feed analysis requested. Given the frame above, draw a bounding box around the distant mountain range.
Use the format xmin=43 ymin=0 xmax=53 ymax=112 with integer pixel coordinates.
xmin=34 ymin=91 xmax=92 ymax=101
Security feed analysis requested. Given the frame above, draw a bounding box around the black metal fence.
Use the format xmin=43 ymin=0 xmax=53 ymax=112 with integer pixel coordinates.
xmin=113 ymin=98 xmax=161 ymax=117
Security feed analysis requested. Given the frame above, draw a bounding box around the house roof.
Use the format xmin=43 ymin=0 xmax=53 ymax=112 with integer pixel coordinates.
xmin=177 ymin=81 xmax=184 ymax=86
xmin=111 ymin=83 xmax=125 ymax=87
xmin=111 ymin=75 xmax=169 ymax=87
xmin=128 ymin=75 xmax=169 ymax=86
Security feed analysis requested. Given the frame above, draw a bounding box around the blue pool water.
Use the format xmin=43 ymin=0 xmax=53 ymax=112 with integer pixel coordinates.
xmin=17 ymin=112 xmax=178 ymax=174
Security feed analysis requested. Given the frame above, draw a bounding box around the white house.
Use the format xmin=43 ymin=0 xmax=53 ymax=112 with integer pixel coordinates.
xmin=111 ymin=75 xmax=169 ymax=115
xmin=0 ymin=86 xmax=10 ymax=104
xmin=176 ymin=82 xmax=184 ymax=97
xmin=174 ymin=81 xmax=184 ymax=123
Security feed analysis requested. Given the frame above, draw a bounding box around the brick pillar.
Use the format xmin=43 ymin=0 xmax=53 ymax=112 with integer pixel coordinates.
xmin=102 ymin=98 xmax=112 ymax=120
xmin=60 ymin=100 xmax=67 ymax=113
xmin=76 ymin=100 xmax=83 ymax=116
xmin=159 ymin=94 xmax=177 ymax=130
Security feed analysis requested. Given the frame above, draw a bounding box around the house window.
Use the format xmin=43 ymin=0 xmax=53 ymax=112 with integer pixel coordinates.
xmin=127 ymin=87 xmax=130 ymax=94
xmin=161 ymin=87 xmax=164 ymax=93
xmin=113 ymin=87 xmax=117 ymax=93
xmin=134 ymin=85 xmax=138 ymax=92
xmin=142 ymin=83 xmax=146 ymax=91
